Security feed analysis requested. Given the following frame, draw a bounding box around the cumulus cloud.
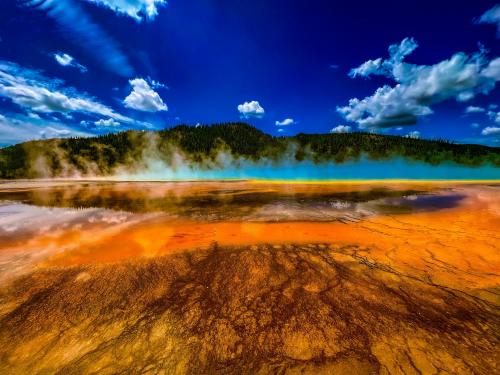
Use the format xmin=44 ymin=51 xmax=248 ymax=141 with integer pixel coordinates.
xmin=487 ymin=110 xmax=500 ymax=123
xmin=330 ymin=125 xmax=351 ymax=133
xmin=465 ymin=104 xmax=500 ymax=125
xmin=405 ymin=130 xmax=420 ymax=139
xmin=481 ymin=126 xmax=500 ymax=135
xmin=28 ymin=112 xmax=42 ymax=120
xmin=84 ymin=0 xmax=167 ymax=21
xmin=338 ymin=38 xmax=500 ymax=129
xmin=25 ymin=0 xmax=133 ymax=77
xmin=123 ymin=78 xmax=167 ymax=112
xmin=350 ymin=38 xmax=418 ymax=79
xmin=237 ymin=100 xmax=265 ymax=119
xmin=54 ymin=53 xmax=87 ymax=73
xmin=275 ymin=118 xmax=294 ymax=126
xmin=349 ymin=58 xmax=383 ymax=78
xmin=94 ymin=118 xmax=121 ymax=126
xmin=482 ymin=57 xmax=500 ymax=79
xmin=337 ymin=85 xmax=430 ymax=128
xmin=0 ymin=60 xmax=133 ymax=122
xmin=477 ymin=5 xmax=500 ymax=37
xmin=465 ymin=105 xmax=485 ymax=113
xmin=388 ymin=37 xmax=420 ymax=63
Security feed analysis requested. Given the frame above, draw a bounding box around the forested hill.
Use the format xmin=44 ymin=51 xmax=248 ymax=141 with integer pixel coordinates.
xmin=0 ymin=122 xmax=499 ymax=178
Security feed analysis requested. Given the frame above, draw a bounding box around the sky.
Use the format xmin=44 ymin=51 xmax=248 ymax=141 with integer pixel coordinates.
xmin=1 ymin=0 xmax=500 ymax=147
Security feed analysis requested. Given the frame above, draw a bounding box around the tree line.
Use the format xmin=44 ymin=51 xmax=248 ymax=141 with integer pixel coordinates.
xmin=0 ymin=122 xmax=498 ymax=178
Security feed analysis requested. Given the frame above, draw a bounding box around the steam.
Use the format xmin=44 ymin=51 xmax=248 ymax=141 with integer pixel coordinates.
xmin=113 ymin=134 xmax=301 ymax=181
xmin=22 ymin=132 xmax=301 ymax=180
xmin=18 ymin=132 xmax=500 ymax=181
xmin=25 ymin=139 xmax=100 ymax=179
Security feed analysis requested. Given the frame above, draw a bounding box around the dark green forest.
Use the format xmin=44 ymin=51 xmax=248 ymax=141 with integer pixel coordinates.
xmin=0 ymin=122 xmax=499 ymax=178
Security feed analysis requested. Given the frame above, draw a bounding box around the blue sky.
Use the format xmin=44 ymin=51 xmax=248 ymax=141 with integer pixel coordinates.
xmin=1 ymin=0 xmax=500 ymax=147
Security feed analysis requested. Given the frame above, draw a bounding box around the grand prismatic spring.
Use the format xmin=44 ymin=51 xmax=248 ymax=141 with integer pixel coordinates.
xmin=0 ymin=180 xmax=498 ymax=374
xmin=2 ymin=1 xmax=500 ymax=373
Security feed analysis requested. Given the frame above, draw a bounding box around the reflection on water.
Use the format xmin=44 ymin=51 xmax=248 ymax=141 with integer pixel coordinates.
xmin=0 ymin=181 xmax=485 ymax=280
xmin=0 ymin=181 xmax=498 ymax=374
xmin=0 ymin=182 xmax=479 ymax=272
xmin=0 ymin=181 xmax=463 ymax=220
xmin=373 ymin=193 xmax=466 ymax=214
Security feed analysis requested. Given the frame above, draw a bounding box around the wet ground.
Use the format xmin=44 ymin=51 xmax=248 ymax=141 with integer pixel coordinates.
xmin=0 ymin=181 xmax=498 ymax=374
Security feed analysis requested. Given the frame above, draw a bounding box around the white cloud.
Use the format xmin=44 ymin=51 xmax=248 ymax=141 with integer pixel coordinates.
xmin=482 ymin=57 xmax=500 ymax=79
xmin=0 ymin=113 xmax=90 ymax=146
xmin=338 ymin=38 xmax=500 ymax=129
xmin=388 ymin=37 xmax=420 ymax=63
xmin=39 ymin=127 xmax=72 ymax=138
xmin=465 ymin=106 xmax=485 ymax=113
xmin=123 ymin=78 xmax=168 ymax=112
xmin=471 ymin=122 xmax=480 ymax=128
xmin=350 ymin=38 xmax=418 ymax=78
xmin=94 ymin=118 xmax=120 ymax=126
xmin=149 ymin=79 xmax=168 ymax=89
xmin=54 ymin=53 xmax=72 ymax=66
xmin=54 ymin=53 xmax=87 ymax=73
xmin=275 ymin=118 xmax=294 ymax=126
xmin=237 ymin=100 xmax=265 ymax=119
xmin=488 ymin=110 xmax=500 ymax=123
xmin=0 ymin=60 xmax=133 ymax=123
xmin=330 ymin=125 xmax=352 ymax=133
xmin=277 ymin=128 xmax=285 ymax=133
xmin=466 ymin=105 xmax=500 ymax=125
xmin=481 ymin=126 xmax=500 ymax=135
xmin=338 ymin=84 xmax=432 ymax=128
xmin=405 ymin=130 xmax=420 ymax=139
xmin=27 ymin=112 xmax=42 ymax=119
xmin=349 ymin=58 xmax=383 ymax=78
xmin=84 ymin=0 xmax=167 ymax=21
xmin=477 ymin=5 xmax=500 ymax=37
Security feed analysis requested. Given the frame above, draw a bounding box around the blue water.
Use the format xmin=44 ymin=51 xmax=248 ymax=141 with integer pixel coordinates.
xmin=127 ymin=158 xmax=500 ymax=180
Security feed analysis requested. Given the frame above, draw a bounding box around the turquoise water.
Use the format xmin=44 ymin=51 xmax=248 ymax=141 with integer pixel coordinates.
xmin=126 ymin=158 xmax=500 ymax=180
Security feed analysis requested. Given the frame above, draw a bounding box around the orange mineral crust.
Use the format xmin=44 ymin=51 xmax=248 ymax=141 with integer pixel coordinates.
xmin=18 ymin=185 xmax=498 ymax=291
xmin=0 ymin=182 xmax=498 ymax=374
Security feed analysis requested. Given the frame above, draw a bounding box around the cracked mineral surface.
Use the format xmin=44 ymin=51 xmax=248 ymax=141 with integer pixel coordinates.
xmin=0 ymin=181 xmax=498 ymax=374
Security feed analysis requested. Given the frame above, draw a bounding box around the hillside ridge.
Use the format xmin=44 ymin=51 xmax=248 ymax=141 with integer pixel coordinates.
xmin=0 ymin=122 xmax=498 ymax=178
